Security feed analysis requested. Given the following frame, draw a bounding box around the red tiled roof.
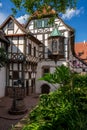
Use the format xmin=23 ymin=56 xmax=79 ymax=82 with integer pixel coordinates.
xmin=75 ymin=42 xmax=87 ymax=62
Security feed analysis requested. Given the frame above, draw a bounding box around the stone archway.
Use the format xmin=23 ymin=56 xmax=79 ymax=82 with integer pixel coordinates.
xmin=41 ymin=84 xmax=50 ymax=94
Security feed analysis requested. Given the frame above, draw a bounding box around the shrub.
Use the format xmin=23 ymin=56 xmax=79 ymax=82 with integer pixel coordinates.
xmin=23 ymin=66 xmax=87 ymax=130
xmin=23 ymin=84 xmax=87 ymax=130
xmin=73 ymin=74 xmax=87 ymax=88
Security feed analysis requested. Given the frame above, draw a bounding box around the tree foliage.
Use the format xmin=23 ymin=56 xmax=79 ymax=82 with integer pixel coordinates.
xmin=22 ymin=73 xmax=87 ymax=130
xmin=39 ymin=65 xmax=73 ymax=86
xmin=0 ymin=48 xmax=8 ymax=68
xmin=23 ymin=84 xmax=87 ymax=130
xmin=10 ymin=0 xmax=77 ymax=15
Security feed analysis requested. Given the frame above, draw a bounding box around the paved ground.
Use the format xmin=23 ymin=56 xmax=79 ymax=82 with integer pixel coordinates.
xmin=0 ymin=94 xmax=39 ymax=130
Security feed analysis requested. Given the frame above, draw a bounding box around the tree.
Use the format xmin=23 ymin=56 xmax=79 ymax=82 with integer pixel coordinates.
xmin=0 ymin=47 xmax=8 ymax=68
xmin=10 ymin=0 xmax=77 ymax=16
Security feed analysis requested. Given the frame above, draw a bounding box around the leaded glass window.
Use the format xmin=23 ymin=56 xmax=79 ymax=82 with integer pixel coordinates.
xmin=37 ymin=20 xmax=42 ymax=28
xmin=34 ymin=19 xmax=52 ymax=28
xmin=52 ymin=40 xmax=57 ymax=52
xmin=44 ymin=19 xmax=48 ymax=27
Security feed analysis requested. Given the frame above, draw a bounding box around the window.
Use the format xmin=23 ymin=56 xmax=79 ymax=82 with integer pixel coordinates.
xmin=8 ymin=20 xmax=14 ymax=30
xmin=34 ymin=47 xmax=36 ymax=57
xmin=34 ymin=20 xmax=37 ymax=28
xmin=37 ymin=20 xmax=42 ymax=28
xmin=44 ymin=19 xmax=49 ymax=27
xmin=59 ymin=38 xmax=64 ymax=54
xmin=34 ymin=19 xmax=52 ymax=28
xmin=13 ymin=71 xmax=19 ymax=79
xmin=29 ymin=72 xmax=31 ymax=78
xmin=52 ymin=40 xmax=57 ymax=52
xmin=12 ymin=45 xmax=17 ymax=53
xmin=42 ymin=67 xmax=50 ymax=76
xmin=29 ymin=44 xmax=31 ymax=55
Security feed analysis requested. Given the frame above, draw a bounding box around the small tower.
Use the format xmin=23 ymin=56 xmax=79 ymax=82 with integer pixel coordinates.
xmin=48 ymin=26 xmax=65 ymax=62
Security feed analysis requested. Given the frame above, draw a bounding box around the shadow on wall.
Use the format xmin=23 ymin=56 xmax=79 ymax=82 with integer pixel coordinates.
xmin=41 ymin=84 xmax=50 ymax=94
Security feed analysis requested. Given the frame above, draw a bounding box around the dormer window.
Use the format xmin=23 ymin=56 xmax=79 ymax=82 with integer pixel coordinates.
xmin=8 ymin=20 xmax=14 ymax=30
xmin=37 ymin=20 xmax=42 ymax=28
xmin=34 ymin=19 xmax=52 ymax=28
xmin=44 ymin=19 xmax=49 ymax=28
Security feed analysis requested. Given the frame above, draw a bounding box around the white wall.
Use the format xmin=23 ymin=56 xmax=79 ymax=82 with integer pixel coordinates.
xmin=36 ymin=59 xmax=67 ymax=94
xmin=0 ymin=67 xmax=6 ymax=97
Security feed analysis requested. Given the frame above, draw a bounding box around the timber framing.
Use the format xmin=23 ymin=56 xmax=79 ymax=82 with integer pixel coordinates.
xmin=0 ymin=7 xmax=87 ymax=97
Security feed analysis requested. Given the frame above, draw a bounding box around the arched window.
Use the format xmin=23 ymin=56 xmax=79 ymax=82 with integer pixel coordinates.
xmin=52 ymin=40 xmax=57 ymax=52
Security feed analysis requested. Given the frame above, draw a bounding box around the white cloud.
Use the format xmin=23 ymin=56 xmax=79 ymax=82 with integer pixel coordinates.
xmin=0 ymin=2 xmax=2 ymax=7
xmin=17 ymin=14 xmax=29 ymax=24
xmin=0 ymin=13 xmax=30 ymax=25
xmin=61 ymin=7 xmax=84 ymax=20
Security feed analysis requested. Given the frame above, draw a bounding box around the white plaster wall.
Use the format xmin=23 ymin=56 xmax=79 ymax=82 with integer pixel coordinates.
xmin=36 ymin=59 xmax=67 ymax=94
xmin=18 ymin=44 xmax=24 ymax=53
xmin=0 ymin=67 xmax=6 ymax=97
xmin=27 ymin=16 xmax=73 ymax=94
xmin=3 ymin=25 xmax=8 ymax=34
xmin=37 ymin=35 xmax=43 ymax=41
xmin=14 ymin=24 xmax=24 ymax=34
xmin=3 ymin=20 xmax=25 ymax=35
xmin=28 ymin=21 xmax=33 ymax=30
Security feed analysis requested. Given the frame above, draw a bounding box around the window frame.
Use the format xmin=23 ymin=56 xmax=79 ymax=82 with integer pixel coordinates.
xmin=8 ymin=20 xmax=14 ymax=30
xmin=42 ymin=66 xmax=50 ymax=76
xmin=34 ymin=46 xmax=36 ymax=57
xmin=28 ymin=43 xmax=31 ymax=55
xmin=34 ymin=19 xmax=53 ymax=29
xmin=52 ymin=39 xmax=57 ymax=53
xmin=13 ymin=71 xmax=19 ymax=80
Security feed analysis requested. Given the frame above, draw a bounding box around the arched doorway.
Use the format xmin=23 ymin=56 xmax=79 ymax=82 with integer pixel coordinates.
xmin=41 ymin=84 xmax=50 ymax=94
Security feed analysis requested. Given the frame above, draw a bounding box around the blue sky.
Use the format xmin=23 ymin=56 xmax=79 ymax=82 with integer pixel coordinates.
xmin=0 ymin=0 xmax=87 ymax=43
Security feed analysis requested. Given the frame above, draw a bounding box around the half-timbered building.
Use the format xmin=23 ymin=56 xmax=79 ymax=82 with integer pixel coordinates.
xmin=25 ymin=7 xmax=87 ymax=94
xmin=0 ymin=7 xmax=87 ymax=97
xmin=0 ymin=16 xmax=42 ymax=97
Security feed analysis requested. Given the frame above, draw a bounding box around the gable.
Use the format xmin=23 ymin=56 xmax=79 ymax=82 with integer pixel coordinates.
xmin=25 ymin=6 xmax=74 ymax=33
xmin=26 ymin=16 xmax=74 ymax=35
xmin=0 ymin=16 xmax=26 ymax=35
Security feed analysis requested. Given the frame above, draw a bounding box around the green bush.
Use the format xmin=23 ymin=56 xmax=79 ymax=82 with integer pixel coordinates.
xmin=23 ymin=85 xmax=87 ymax=130
xmin=73 ymin=74 xmax=87 ymax=88
xmin=22 ymin=66 xmax=87 ymax=130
